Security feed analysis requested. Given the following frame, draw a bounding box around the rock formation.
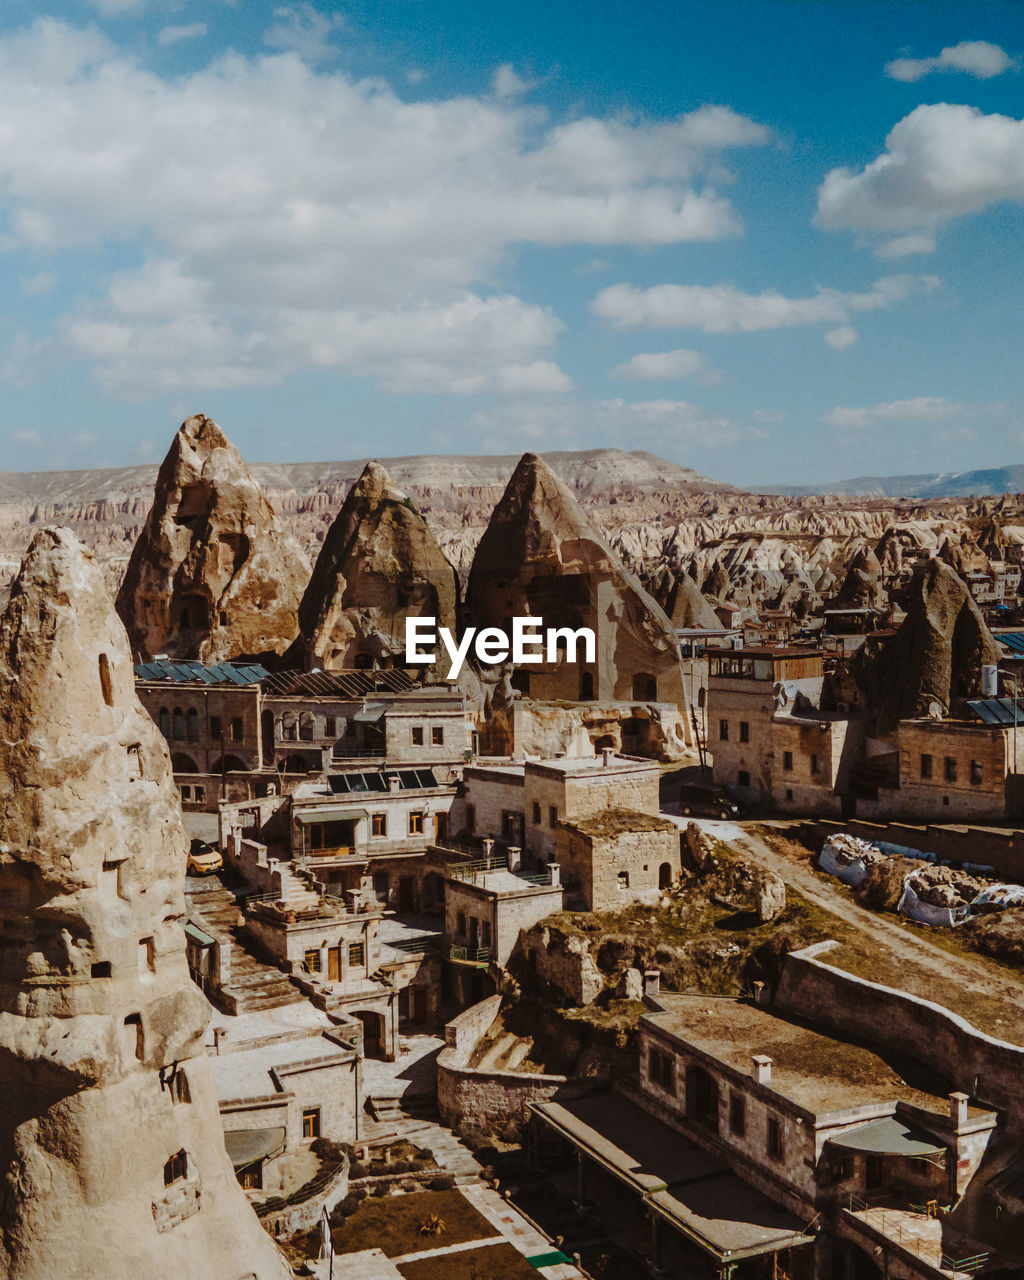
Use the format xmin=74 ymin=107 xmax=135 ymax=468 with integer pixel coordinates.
xmin=834 ymin=544 xmax=887 ymax=609
xmin=296 ymin=461 xmax=459 ymax=677
xmin=841 ymin=558 xmax=1001 ymax=731
xmin=0 ymin=528 xmax=288 ymax=1280
xmin=466 ymin=453 xmax=686 ymax=707
xmin=116 ymin=415 xmax=309 ymax=663
xmin=663 ymin=572 xmax=722 ymax=629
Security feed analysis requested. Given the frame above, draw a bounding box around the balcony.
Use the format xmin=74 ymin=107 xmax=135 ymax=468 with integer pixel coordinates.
xmin=444 ymin=941 xmax=491 ymax=966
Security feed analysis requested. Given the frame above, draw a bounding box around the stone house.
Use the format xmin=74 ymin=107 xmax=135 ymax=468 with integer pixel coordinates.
xmin=555 ymin=808 xmax=680 ymax=909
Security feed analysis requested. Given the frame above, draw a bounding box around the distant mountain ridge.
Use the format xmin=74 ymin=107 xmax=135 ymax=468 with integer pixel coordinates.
xmin=761 ymin=465 xmax=1024 ymax=500
xmin=0 ymin=447 xmax=731 ymax=507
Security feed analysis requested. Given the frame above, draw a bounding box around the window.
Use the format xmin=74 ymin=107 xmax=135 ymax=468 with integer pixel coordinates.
xmin=301 ymin=1108 xmax=321 ymax=1140
xmin=481 ymin=920 xmax=492 ymax=947
xmin=944 ymin=757 xmax=957 ymax=783
xmin=719 ymin=719 xmax=729 ymax=741
xmin=186 ymin=707 xmax=199 ymax=742
xmin=298 ymin=714 xmax=313 ymax=742
xmin=172 ymin=708 xmax=185 ymax=740
xmin=408 ymin=811 xmax=425 ymax=835
xmin=466 ymin=805 xmax=475 ymax=833
xmin=431 ymin=726 xmax=444 ymax=746
xmin=782 ymin=751 xmax=793 ymax=772
xmin=348 ymin=942 xmax=365 ymax=967
xmin=920 ymin=753 xmax=933 ymax=779
xmin=164 ymin=1151 xmax=188 ymax=1186
xmin=281 ymin=715 xmax=296 ymax=742
xmin=456 ymin=911 xmax=467 ymax=938
xmin=194 ymin=786 xmax=205 ymax=803
xmin=91 ymin=961 xmax=112 ymax=978
xmin=411 ymin=726 xmax=424 ymax=746
xmin=784 ymin=788 xmax=793 ymax=801
xmin=371 ymin=812 xmax=387 ymax=837
xmin=617 ymin=870 xmax=629 ymax=890
xmin=739 ymin=721 xmax=750 ymax=744
xmin=180 ymin=785 xmax=192 ymax=802
xmin=970 ymin=760 xmax=983 ymax=786
xmin=810 ymin=753 xmax=820 ymax=775
xmin=549 ymin=806 xmax=558 ymax=828
xmin=501 ymin=810 xmax=521 ymax=843
xmin=767 ymin=1116 xmax=784 ymax=1161
xmin=210 ymin=715 xmax=223 ymax=740
xmin=729 ymin=1092 xmax=746 ymax=1136
xmin=304 ymin=948 xmax=322 ymax=973
xmin=648 ymin=1047 xmax=675 ymax=1093
xmin=219 ymin=610 xmax=228 ymax=627
xmin=532 ymin=802 xmax=541 ymax=824
xmin=158 ymin=707 xmax=170 ymax=737
xmin=238 ymin=1163 xmax=262 ymax=1190
xmin=738 ymin=770 xmax=750 ymax=788
xmin=325 ymin=717 xmax=337 ymax=737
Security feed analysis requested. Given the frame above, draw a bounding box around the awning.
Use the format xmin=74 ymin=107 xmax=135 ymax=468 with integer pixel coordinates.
xmin=828 ymin=1117 xmax=947 ymax=1159
xmin=184 ymin=921 xmax=216 ymax=947
xmin=354 ymin=703 xmax=386 ymax=723
xmin=295 ymin=807 xmax=368 ymax=824
xmin=224 ymin=1126 xmax=286 ymax=1170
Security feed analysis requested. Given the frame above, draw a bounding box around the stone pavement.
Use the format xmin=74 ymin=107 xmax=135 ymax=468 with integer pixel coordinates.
xmin=459 ymin=1183 xmax=585 ymax=1279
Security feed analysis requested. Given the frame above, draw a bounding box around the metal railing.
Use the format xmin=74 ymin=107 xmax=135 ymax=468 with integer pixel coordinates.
xmin=446 ymin=855 xmax=509 ymax=880
xmin=444 ymin=941 xmax=491 ymax=965
xmin=844 ymin=1198 xmax=990 ymax=1274
xmin=384 ymin=936 xmax=443 ymax=957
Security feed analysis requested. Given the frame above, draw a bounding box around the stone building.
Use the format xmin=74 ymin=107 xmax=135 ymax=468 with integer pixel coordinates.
xmin=0 ymin=528 xmax=288 ymax=1280
xmin=555 ymin=808 xmax=680 ymax=908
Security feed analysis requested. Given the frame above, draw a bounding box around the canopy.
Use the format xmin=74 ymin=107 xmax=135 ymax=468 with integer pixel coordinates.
xmin=354 ymin=703 xmax=386 ymax=723
xmin=828 ymin=1117 xmax=946 ymax=1159
xmin=184 ymin=921 xmax=216 ymax=947
xmin=224 ymin=1126 xmax=286 ymax=1170
xmin=295 ymin=807 xmax=367 ymax=825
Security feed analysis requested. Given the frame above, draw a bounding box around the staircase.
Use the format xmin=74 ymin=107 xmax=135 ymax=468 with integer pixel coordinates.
xmin=185 ymin=881 xmax=305 ymax=1014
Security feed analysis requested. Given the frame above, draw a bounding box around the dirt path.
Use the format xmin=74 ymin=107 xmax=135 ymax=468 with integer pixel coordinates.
xmin=689 ymin=817 xmax=1024 ymax=1042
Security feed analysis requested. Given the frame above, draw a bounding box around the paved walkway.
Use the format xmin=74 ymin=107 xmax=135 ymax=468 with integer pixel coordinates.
xmin=460 ymin=1184 xmax=585 ymax=1279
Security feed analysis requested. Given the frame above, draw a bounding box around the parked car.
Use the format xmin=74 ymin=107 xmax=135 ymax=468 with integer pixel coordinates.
xmin=187 ymin=840 xmax=223 ymax=876
xmin=677 ymin=782 xmax=743 ymax=821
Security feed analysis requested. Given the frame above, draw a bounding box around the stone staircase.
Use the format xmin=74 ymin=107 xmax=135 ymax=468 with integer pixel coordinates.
xmin=185 ymin=880 xmax=305 ymax=1014
xmin=360 ymin=1096 xmax=482 ymax=1185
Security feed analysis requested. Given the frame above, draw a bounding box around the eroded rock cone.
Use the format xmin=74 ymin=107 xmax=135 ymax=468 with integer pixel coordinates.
xmin=297 ymin=461 xmax=458 ymax=677
xmin=836 ymin=544 xmax=886 ymax=609
xmin=116 ymin=414 xmax=309 ymax=663
xmin=466 ymin=452 xmax=685 ymax=705
xmin=846 ymin=557 xmax=1000 ymax=732
xmin=0 ymin=528 xmax=288 ymax=1280
xmin=664 ymin=572 xmax=722 ymax=629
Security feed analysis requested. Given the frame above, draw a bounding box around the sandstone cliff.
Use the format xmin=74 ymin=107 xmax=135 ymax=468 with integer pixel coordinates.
xmin=467 ymin=452 xmax=686 ymax=707
xmin=0 ymin=528 xmax=287 ymax=1279
xmin=296 ymin=460 xmax=459 ymax=677
xmin=116 ymin=415 xmax=309 ymax=662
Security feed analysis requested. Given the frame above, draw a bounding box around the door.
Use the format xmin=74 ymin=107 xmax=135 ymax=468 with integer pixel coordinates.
xmin=413 ymin=987 xmax=428 ymax=1024
xmin=434 ymin=811 xmax=449 ymax=843
xmin=327 ymin=947 xmax=342 ymax=983
xmin=398 ymin=875 xmax=415 ymax=913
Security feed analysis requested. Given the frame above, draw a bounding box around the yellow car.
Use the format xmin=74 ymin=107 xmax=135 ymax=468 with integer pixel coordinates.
xmin=187 ymin=841 xmax=223 ymax=876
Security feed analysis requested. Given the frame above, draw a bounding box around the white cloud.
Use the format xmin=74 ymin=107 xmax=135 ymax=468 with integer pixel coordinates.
xmin=885 ymin=40 xmax=1014 ymax=83
xmin=19 ymin=271 xmax=55 ymax=296
xmin=264 ymin=5 xmax=344 ymax=62
xmin=592 ymin=274 xmax=937 ymax=332
xmin=90 ymin=0 xmax=148 ymax=15
xmin=753 ymin=408 xmax=785 ymax=424
xmin=874 ymin=233 xmax=936 ymax=259
xmin=158 ymin=23 xmax=207 ymax=47
xmin=73 ymin=430 xmax=100 ymax=447
xmin=0 ymin=19 xmax=770 ymax=398
xmin=825 ymin=325 xmax=859 ymax=351
xmin=817 ymin=104 xmax=1024 ymax=248
xmin=822 ymin=396 xmax=966 ymax=429
xmin=493 ymin=63 xmax=535 ymax=99
xmin=14 ymin=429 xmax=41 ymax=446
xmin=610 ymin=347 xmax=721 ymax=383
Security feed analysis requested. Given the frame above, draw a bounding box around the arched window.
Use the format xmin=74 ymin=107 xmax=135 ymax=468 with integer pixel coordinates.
xmin=280 ymin=713 xmax=297 ymax=742
xmin=158 ymin=707 xmax=170 ymax=737
xmin=186 ymin=708 xmax=199 ymax=742
xmin=171 ymin=753 xmax=199 ymax=773
xmin=632 ymin=673 xmax=657 ymax=700
xmin=163 ymin=1150 xmax=188 ymax=1186
xmin=579 ymin=670 xmax=595 ymax=700
xmin=659 ymin=862 xmax=673 ymax=889
xmin=172 ymin=707 xmax=185 ymax=740
xmin=299 ymin=712 xmax=315 ymax=742
xmin=617 ymin=870 xmax=629 ymax=889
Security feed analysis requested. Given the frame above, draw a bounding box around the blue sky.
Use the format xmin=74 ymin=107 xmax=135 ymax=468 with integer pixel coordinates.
xmin=0 ymin=1 xmax=1021 ymax=486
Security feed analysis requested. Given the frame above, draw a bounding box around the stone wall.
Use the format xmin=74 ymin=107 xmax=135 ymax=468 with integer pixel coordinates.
xmin=774 ymin=941 xmax=1024 ymax=1131
xmin=437 ymin=997 xmax=597 ymax=1138
xmin=799 ymin=817 xmax=1024 ymax=880
xmin=520 ymin=924 xmax=604 ymax=1005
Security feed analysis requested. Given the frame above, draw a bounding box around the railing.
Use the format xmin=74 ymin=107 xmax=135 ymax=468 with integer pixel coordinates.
xmin=446 ymin=855 xmax=508 ymax=881
xmin=384 ymin=937 xmax=443 ymax=957
xmin=844 ymin=1198 xmax=990 ymax=1275
xmin=445 ymin=941 xmax=491 ymax=965
xmin=302 ymin=845 xmax=358 ymax=859
xmin=329 ymin=745 xmax=386 ymax=759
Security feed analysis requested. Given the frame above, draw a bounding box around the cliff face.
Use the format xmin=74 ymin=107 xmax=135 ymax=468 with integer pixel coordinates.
xmin=843 ymin=558 xmax=1001 ymax=732
xmin=297 ymin=461 xmax=459 ymax=677
xmin=116 ymin=415 xmax=309 ymax=662
xmin=0 ymin=528 xmax=287 ymax=1279
xmin=467 ymin=452 xmax=686 ymax=707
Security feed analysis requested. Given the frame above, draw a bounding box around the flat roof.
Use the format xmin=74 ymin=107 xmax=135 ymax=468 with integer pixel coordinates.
xmin=559 ymin=808 xmax=677 ymax=838
xmin=643 ymin=997 xmax=946 ymax=1118
xmin=529 ymin=754 xmax=658 ymax=776
xmin=211 ymin=1033 xmax=352 ymax=1103
xmin=708 ymin=647 xmax=823 ymax=660
xmin=532 ymin=1094 xmax=814 ymax=1262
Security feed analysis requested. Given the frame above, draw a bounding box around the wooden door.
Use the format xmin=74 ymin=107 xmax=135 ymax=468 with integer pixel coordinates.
xmin=327 ymin=947 xmax=342 ymax=982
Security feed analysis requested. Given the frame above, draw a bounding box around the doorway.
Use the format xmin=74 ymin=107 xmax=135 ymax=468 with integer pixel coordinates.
xmin=354 ymin=1010 xmax=386 ymax=1059
xmin=327 ymin=947 xmax=342 ymax=983
xmin=398 ymin=875 xmax=415 ymax=913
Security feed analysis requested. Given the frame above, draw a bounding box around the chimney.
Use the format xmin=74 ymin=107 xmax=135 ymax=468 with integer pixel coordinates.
xmin=644 ymin=969 xmax=660 ymax=996
xmin=506 ymin=845 xmax=522 ymax=873
xmin=950 ymin=1092 xmax=969 ymax=1128
xmin=388 ymin=774 xmax=401 ymax=793
xmin=547 ymin=862 xmax=561 ymax=887
xmin=602 ymin=748 xmax=614 ymax=768
xmin=482 ymin=838 xmax=495 ymax=859
xmin=752 ymin=1054 xmax=772 ymax=1085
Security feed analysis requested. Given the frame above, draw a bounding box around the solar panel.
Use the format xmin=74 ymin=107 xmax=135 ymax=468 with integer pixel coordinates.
xmin=397 ymin=770 xmax=421 ymax=789
xmin=968 ymin=698 xmax=1023 ymax=726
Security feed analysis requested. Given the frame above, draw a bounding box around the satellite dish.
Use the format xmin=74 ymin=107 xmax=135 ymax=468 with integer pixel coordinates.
xmin=928 ymin=700 xmax=946 ymax=719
